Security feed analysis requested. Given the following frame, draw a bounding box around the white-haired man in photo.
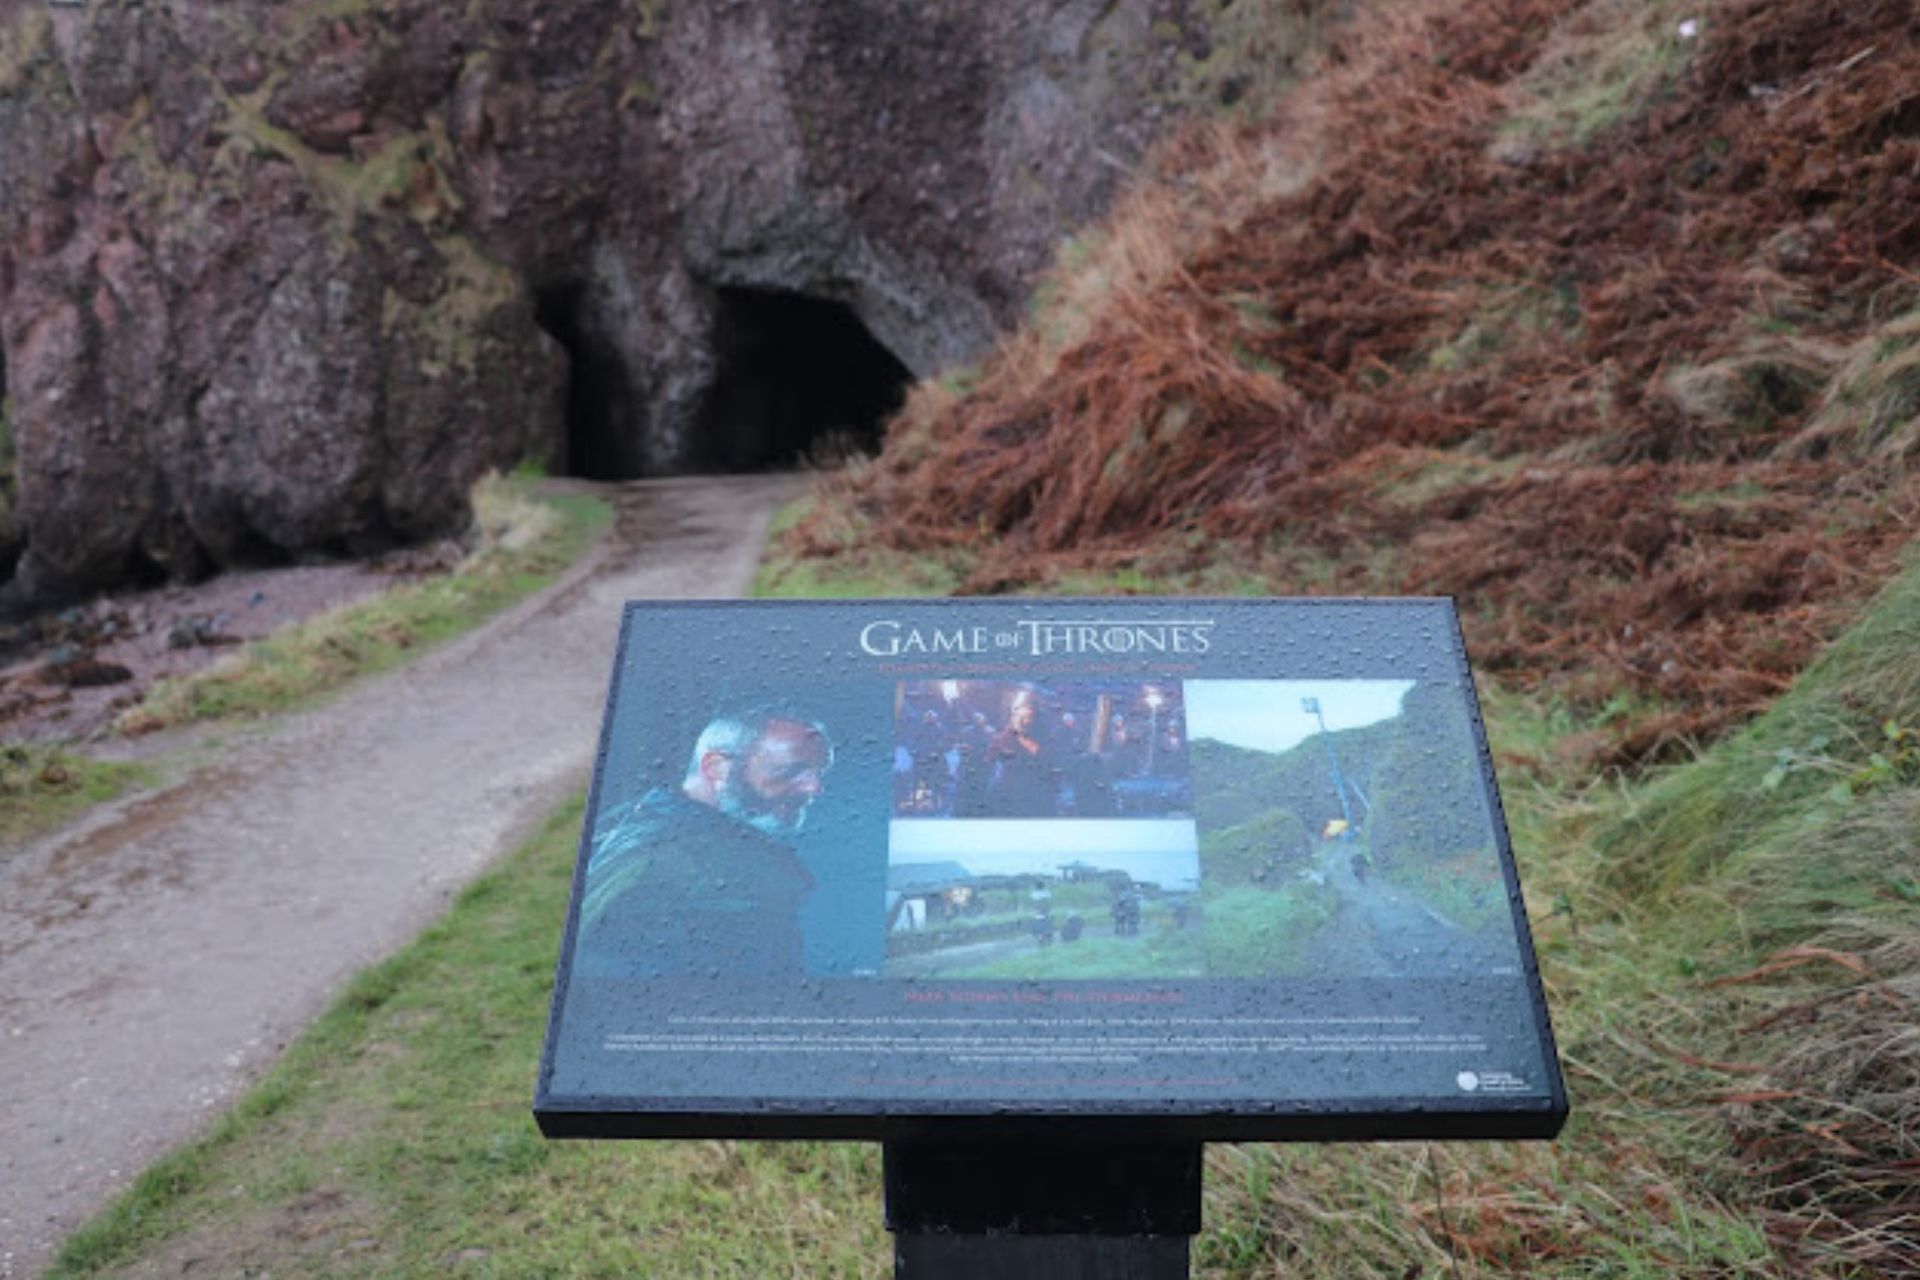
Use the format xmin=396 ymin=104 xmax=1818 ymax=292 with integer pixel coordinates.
xmin=576 ymin=704 xmax=834 ymax=978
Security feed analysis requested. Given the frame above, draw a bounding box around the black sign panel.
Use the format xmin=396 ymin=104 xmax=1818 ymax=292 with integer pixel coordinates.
xmin=535 ymin=599 xmax=1568 ymax=1140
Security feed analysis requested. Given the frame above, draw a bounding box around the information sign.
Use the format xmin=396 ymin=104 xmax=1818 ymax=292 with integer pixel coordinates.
xmin=535 ymin=599 xmax=1567 ymax=1140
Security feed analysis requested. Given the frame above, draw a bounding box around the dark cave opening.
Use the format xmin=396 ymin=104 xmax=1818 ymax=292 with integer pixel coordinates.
xmin=533 ymin=282 xmax=911 ymax=478
xmin=533 ymin=281 xmax=647 ymax=481
xmin=691 ymin=288 xmax=911 ymax=471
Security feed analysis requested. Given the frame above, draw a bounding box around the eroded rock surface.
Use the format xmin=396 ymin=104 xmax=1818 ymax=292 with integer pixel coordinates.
xmin=0 ymin=0 xmax=1247 ymax=610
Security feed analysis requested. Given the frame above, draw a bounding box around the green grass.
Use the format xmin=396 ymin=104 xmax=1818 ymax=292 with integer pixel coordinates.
xmin=0 ymin=745 xmax=155 ymax=854
xmin=752 ymin=493 xmax=967 ymax=599
xmin=756 ymin=496 xmax=1294 ymax=602
xmin=117 ymin=476 xmax=610 ymax=734
xmin=43 ymin=371 xmax=1918 ymax=1280
xmin=52 ymin=557 xmax=1920 ymax=1273
xmin=1043 ymin=543 xmax=1279 ymax=598
xmin=1498 ymin=0 xmax=1699 ymax=152
xmin=1800 ymin=307 xmax=1920 ymax=459
xmin=1592 ymin=547 xmax=1920 ymax=900
xmin=50 ymin=797 xmax=888 ymax=1279
xmin=964 ymin=922 xmax=1205 ymax=979
xmin=1199 ymin=884 xmax=1339 ymax=977
xmin=889 ymin=880 xmax=1205 ymax=979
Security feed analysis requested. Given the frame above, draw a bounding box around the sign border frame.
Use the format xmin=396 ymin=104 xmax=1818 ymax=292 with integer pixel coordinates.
xmin=534 ymin=597 xmax=1570 ymax=1142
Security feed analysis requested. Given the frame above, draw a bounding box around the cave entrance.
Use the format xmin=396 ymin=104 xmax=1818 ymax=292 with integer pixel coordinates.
xmin=692 ymin=287 xmax=911 ymax=471
xmin=534 ymin=282 xmax=646 ymax=481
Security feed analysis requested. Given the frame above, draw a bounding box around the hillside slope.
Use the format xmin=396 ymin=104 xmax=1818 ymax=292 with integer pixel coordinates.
xmin=768 ymin=0 xmax=1920 ymax=1271
xmin=777 ymin=0 xmax=1919 ymax=765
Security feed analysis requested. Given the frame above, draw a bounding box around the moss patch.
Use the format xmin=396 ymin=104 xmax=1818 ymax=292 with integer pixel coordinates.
xmin=1499 ymin=0 xmax=1700 ymax=152
xmin=0 ymin=8 xmax=53 ymax=98
xmin=0 ymin=746 xmax=154 ymax=857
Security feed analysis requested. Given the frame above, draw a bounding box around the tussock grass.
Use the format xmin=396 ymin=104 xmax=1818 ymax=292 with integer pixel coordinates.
xmin=1594 ymin=551 xmax=1920 ymax=898
xmin=752 ymin=487 xmax=970 ymax=599
xmin=115 ymin=475 xmax=608 ymax=734
xmin=1563 ymin=555 xmax=1920 ymax=1273
xmin=1201 ymin=1139 xmax=1779 ymax=1278
xmin=1497 ymin=0 xmax=1698 ymax=151
xmin=1200 ymin=553 xmax=1918 ymax=1273
xmin=1662 ymin=338 xmax=1841 ymax=437
xmin=1792 ymin=308 xmax=1920 ymax=461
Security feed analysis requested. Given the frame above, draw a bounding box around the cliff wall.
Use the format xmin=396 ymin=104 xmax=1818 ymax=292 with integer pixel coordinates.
xmin=0 ymin=0 xmax=1233 ymax=609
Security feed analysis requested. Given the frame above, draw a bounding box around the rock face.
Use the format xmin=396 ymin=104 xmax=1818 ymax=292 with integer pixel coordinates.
xmin=0 ymin=0 xmax=1229 ymax=608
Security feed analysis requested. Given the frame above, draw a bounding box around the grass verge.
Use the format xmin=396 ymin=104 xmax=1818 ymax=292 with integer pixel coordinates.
xmin=0 ymin=745 xmax=154 ymax=852
xmin=50 ymin=797 xmax=887 ymax=1279
xmin=54 ymin=547 xmax=1920 ymax=1274
xmin=751 ymin=485 xmax=968 ymax=599
xmin=116 ymin=475 xmax=610 ymax=734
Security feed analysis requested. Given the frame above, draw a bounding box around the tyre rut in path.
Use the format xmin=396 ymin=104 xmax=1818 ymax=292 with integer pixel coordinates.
xmin=0 ymin=474 xmax=806 ymax=1278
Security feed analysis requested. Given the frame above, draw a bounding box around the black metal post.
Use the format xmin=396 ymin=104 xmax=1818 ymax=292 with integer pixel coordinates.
xmin=883 ymin=1139 xmax=1202 ymax=1278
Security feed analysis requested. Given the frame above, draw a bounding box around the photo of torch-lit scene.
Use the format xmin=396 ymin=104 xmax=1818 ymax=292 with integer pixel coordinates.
xmin=883 ymin=819 xmax=1202 ymax=979
xmin=892 ymin=679 xmax=1192 ymax=820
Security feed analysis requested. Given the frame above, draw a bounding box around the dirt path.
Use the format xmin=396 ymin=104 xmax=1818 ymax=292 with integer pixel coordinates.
xmin=0 ymin=474 xmax=806 ymax=1278
xmin=1303 ymin=842 xmax=1507 ymax=979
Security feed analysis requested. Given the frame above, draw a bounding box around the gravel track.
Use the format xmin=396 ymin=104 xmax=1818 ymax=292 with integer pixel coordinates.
xmin=0 ymin=474 xmax=805 ymax=1278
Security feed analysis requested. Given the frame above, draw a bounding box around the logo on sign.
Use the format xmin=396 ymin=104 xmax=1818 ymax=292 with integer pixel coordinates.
xmin=859 ymin=618 xmax=1215 ymax=658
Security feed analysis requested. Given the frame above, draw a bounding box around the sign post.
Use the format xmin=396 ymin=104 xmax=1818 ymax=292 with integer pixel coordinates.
xmin=536 ymin=599 xmax=1567 ymax=1274
xmin=884 ymin=1139 xmax=1200 ymax=1276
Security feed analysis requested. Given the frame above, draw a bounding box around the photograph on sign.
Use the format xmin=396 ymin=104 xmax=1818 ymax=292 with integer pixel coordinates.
xmin=1185 ymin=679 xmax=1521 ymax=979
xmin=885 ymin=819 xmax=1202 ymax=979
xmin=571 ymin=687 xmax=882 ymax=981
xmin=536 ymin=600 xmax=1567 ymax=1140
xmin=892 ymin=678 xmax=1192 ymax=819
